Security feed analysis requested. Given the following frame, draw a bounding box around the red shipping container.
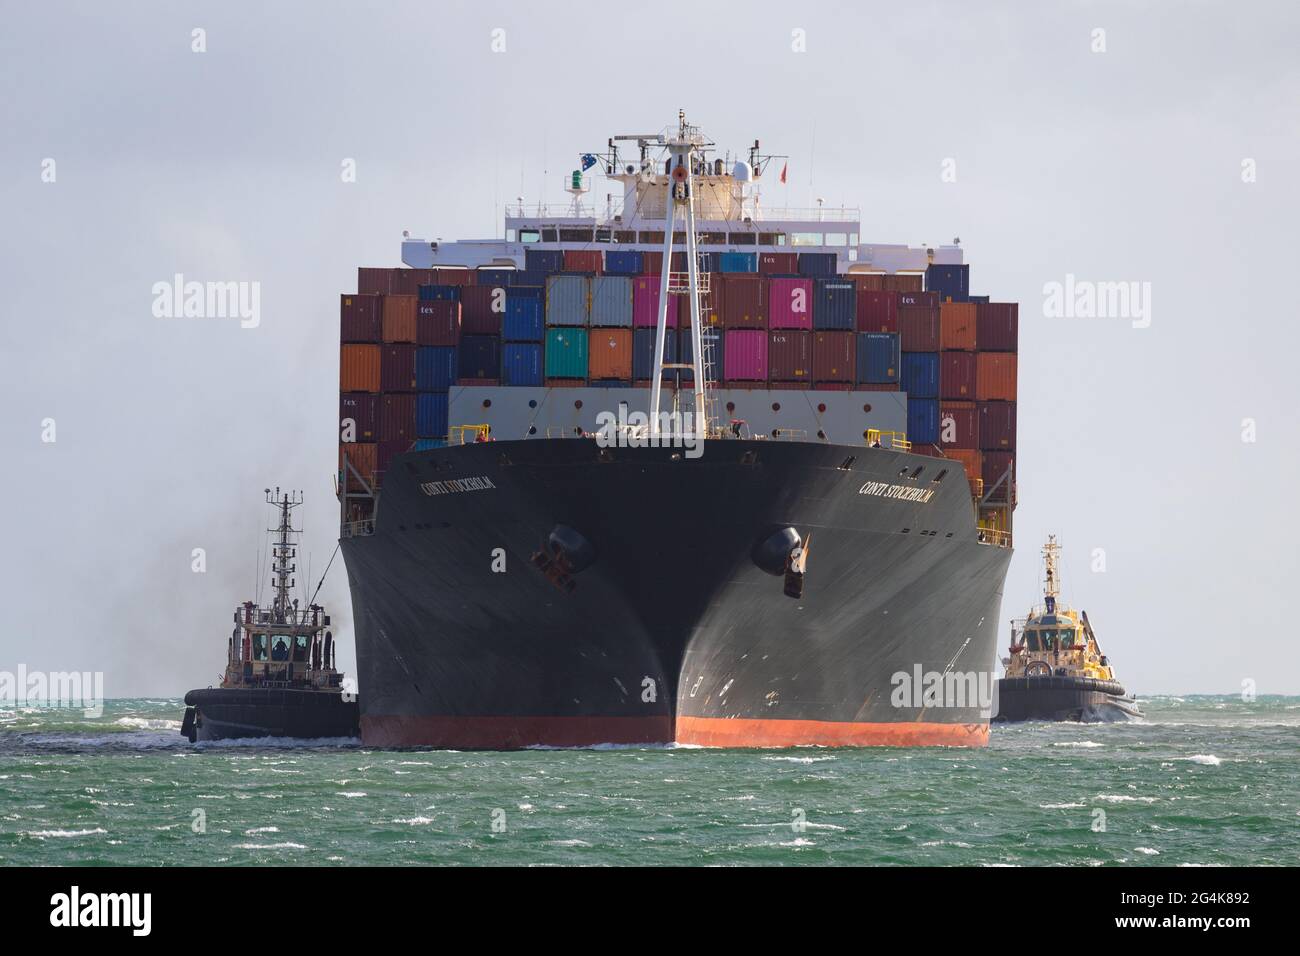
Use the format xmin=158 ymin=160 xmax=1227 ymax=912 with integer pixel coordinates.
xmin=981 ymin=451 xmax=1015 ymax=501
xmin=769 ymin=277 xmax=814 ymax=329
xmin=339 ymin=393 xmax=378 ymax=442
xmin=357 ymin=268 xmax=395 ymax=295
xmin=379 ymin=393 xmax=416 ymax=442
xmin=341 ymin=293 xmax=382 ymax=343
xmin=944 ymin=448 xmax=983 ymax=492
xmin=898 ymin=306 xmax=940 ymax=351
xmin=433 ymin=268 xmax=472 ymax=286
xmin=768 ymin=331 xmax=812 ymax=382
xmin=940 ymin=351 xmax=977 ymax=400
xmin=899 ymin=291 xmax=939 ymax=309
xmin=563 ymin=250 xmax=603 ymax=273
xmin=857 ymin=290 xmax=898 ymax=333
xmin=416 ymin=300 xmax=462 ymax=346
xmin=976 ymin=303 xmax=1019 ymax=352
xmin=380 ymin=344 xmax=418 ymax=392
xmin=758 ymin=252 xmax=799 ymax=275
xmin=721 ymin=275 xmax=767 ymax=329
xmin=381 ymin=294 xmax=418 ymax=343
xmin=460 ymin=285 xmax=507 ymax=335
xmin=850 ymin=273 xmax=885 ymax=292
xmin=699 ymin=275 xmax=724 ymax=326
xmin=882 ymin=273 xmax=924 ymax=293
xmin=978 ymin=401 xmax=1017 ymax=451
xmin=812 ymin=331 xmax=855 ymax=383
xmin=377 ymin=439 xmax=410 ymax=473
xmin=939 ymin=301 xmax=977 ymax=350
xmin=938 ymin=401 xmax=977 ymax=449
xmin=339 ymin=442 xmax=377 ymax=489
xmin=340 ymin=344 xmax=381 ymax=392
xmin=976 ymin=353 xmax=1018 ymax=401
xmin=723 ymin=329 xmax=767 ymax=382
xmin=639 ymin=251 xmax=662 ymax=276
xmin=389 ymin=269 xmax=438 ymax=296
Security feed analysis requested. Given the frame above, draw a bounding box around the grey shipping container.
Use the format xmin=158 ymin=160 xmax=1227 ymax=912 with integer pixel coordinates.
xmin=590 ymin=275 xmax=633 ymax=327
xmin=545 ymin=275 xmax=591 ymax=326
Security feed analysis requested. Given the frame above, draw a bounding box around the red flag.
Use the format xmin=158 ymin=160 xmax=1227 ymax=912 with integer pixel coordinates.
xmin=779 ymin=162 xmax=788 ymax=184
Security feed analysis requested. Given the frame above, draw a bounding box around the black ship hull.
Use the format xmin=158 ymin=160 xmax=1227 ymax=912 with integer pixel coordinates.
xmin=994 ymin=676 xmax=1140 ymax=722
xmin=341 ymin=437 xmax=1012 ymax=749
xmin=182 ymin=687 xmax=361 ymax=742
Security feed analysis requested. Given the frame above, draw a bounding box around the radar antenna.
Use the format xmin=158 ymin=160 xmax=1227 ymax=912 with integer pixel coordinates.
xmin=266 ymin=487 xmax=303 ymax=625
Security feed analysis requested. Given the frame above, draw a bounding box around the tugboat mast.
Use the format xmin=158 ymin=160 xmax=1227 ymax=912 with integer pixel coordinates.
xmin=267 ymin=487 xmax=302 ymax=625
xmin=1042 ymin=534 xmax=1061 ymax=614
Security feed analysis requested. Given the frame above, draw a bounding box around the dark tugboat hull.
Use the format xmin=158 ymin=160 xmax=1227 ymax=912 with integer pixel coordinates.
xmin=995 ymin=676 xmax=1140 ymax=723
xmin=182 ymin=687 xmax=360 ymax=742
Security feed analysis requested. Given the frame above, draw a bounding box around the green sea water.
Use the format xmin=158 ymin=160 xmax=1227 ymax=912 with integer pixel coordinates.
xmin=1 ymin=696 xmax=1296 ymax=866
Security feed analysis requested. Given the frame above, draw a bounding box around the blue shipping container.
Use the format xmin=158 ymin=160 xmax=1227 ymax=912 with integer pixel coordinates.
xmin=925 ymin=263 xmax=970 ymax=300
xmin=604 ymin=250 xmax=643 ymax=275
xmin=511 ymin=272 xmax=549 ymax=291
xmin=416 ymin=346 xmax=458 ymax=390
xmin=856 ymin=332 xmax=900 ymax=383
xmin=416 ymin=393 xmax=449 ymax=438
xmin=633 ymin=327 xmax=678 ymax=380
xmin=814 ymin=278 xmax=857 ymax=330
xmin=503 ymin=296 xmax=544 ymax=341
xmin=502 ymin=343 xmax=543 ymax=386
xmin=907 ymin=398 xmax=940 ymax=445
xmin=901 ymin=352 xmax=940 ymax=399
xmin=697 ymin=252 xmax=721 ymax=273
xmin=718 ymin=252 xmax=758 ymax=273
xmin=458 ymin=335 xmax=501 ymax=379
xmin=476 ymin=268 xmax=515 ymax=287
xmin=418 ymin=285 xmax=461 ymax=302
xmin=524 ymin=249 xmax=564 ymax=273
xmin=798 ymin=252 xmax=838 ymax=276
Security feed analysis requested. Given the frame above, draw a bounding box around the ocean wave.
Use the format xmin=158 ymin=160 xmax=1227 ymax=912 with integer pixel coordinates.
xmin=24 ymin=827 xmax=108 ymax=839
xmin=1052 ymin=741 xmax=1103 ymax=748
xmin=1134 ymin=847 xmax=1160 ymax=855
xmin=234 ymin=842 xmax=307 ymax=850
xmin=1096 ymin=794 xmax=1159 ymax=803
xmin=1179 ymin=754 xmax=1222 ymax=766
xmin=1039 ymin=802 xmax=1086 ymax=809
xmin=761 ymin=755 xmax=836 ymax=763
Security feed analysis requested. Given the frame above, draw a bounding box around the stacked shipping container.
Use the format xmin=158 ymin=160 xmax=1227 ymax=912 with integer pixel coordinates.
xmin=338 ymin=259 xmax=1018 ymax=494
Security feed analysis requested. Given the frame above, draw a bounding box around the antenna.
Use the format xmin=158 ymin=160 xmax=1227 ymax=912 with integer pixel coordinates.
xmin=266 ymin=487 xmax=304 ymax=625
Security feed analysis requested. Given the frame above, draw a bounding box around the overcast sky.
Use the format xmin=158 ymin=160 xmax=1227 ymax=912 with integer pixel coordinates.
xmin=2 ymin=2 xmax=1297 ymax=697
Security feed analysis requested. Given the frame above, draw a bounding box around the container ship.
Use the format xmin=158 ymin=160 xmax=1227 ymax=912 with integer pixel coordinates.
xmin=335 ymin=114 xmax=1019 ymax=749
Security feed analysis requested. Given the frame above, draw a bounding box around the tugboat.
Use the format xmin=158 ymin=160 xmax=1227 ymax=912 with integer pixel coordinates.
xmin=181 ymin=489 xmax=360 ymax=742
xmin=995 ymin=536 xmax=1141 ymax=722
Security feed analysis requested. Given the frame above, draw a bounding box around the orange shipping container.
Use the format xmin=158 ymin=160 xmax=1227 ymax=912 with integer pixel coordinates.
xmin=339 ymin=442 xmax=377 ymax=490
xmin=976 ymin=353 xmax=1018 ymax=401
xmin=944 ymin=448 xmax=983 ymax=493
xmin=882 ymin=273 xmax=924 ymax=293
xmin=587 ymin=328 xmax=633 ymax=380
xmin=939 ymin=301 xmax=977 ymax=350
xmin=381 ymin=294 xmax=418 ymax=343
xmin=340 ymin=344 xmax=381 ymax=392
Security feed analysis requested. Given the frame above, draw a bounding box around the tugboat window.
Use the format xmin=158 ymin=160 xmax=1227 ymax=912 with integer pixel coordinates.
xmin=271 ymin=636 xmax=290 ymax=661
xmin=293 ymin=635 xmax=310 ymax=661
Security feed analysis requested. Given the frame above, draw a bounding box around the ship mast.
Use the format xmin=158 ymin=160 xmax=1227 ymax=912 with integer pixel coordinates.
xmin=266 ymin=487 xmax=302 ymax=625
xmin=1042 ymin=534 xmax=1061 ymax=614
xmin=649 ymin=110 xmax=713 ymax=443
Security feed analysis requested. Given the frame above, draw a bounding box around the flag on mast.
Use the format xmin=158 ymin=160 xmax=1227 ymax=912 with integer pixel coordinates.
xmin=780 ymin=162 xmax=788 ymax=184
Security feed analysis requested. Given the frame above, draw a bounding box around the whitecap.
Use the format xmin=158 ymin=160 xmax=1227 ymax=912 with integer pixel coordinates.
xmin=392 ymin=817 xmax=434 ymax=825
xmin=337 ymin=791 xmax=368 ymax=798
xmin=1180 ymin=754 xmax=1222 ymax=766
xmin=1052 ymin=741 xmax=1103 ymax=748
xmin=1096 ymin=794 xmax=1158 ymax=803
xmin=1134 ymin=847 xmax=1160 ymax=855
xmin=761 ymin=755 xmax=836 ymax=763
xmin=235 ymin=842 xmax=307 ymax=850
xmin=1039 ymin=802 xmax=1086 ymax=809
xmin=25 ymin=827 xmax=107 ymax=838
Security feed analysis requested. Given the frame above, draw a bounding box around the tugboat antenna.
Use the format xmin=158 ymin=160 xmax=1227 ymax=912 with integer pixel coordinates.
xmin=266 ymin=487 xmax=304 ymax=625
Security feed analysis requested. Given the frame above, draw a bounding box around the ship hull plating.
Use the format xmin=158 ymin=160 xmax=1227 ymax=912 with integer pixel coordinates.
xmin=342 ymin=438 xmax=1011 ymax=749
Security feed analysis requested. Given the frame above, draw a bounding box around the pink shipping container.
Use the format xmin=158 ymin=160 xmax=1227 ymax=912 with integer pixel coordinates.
xmin=769 ymin=277 xmax=814 ymax=329
xmin=723 ymin=329 xmax=768 ymax=382
xmin=812 ymin=331 xmax=856 ymax=383
xmin=633 ymin=276 xmax=677 ymax=328
xmin=856 ymin=290 xmax=898 ymax=333
xmin=768 ymin=331 xmax=812 ymax=381
xmin=940 ymin=351 xmax=977 ymax=400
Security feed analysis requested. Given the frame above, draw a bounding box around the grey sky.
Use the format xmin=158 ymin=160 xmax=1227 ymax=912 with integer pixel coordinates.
xmin=2 ymin=2 xmax=1297 ymax=696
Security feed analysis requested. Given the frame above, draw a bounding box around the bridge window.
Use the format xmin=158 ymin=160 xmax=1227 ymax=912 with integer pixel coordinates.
xmin=252 ymin=634 xmax=269 ymax=662
xmin=758 ymin=232 xmax=786 ymax=246
xmin=559 ymin=228 xmax=593 ymax=243
xmin=791 ymin=232 xmax=824 ymax=246
xmin=519 ymin=229 xmax=540 ymax=244
xmin=728 ymin=232 xmax=757 ymax=246
xmin=698 ymin=231 xmax=727 ymax=245
xmin=615 ymin=230 xmax=636 ymax=243
xmin=541 ymin=228 xmax=558 ymax=242
xmin=824 ymin=233 xmax=848 ymax=247
xmin=639 ymin=231 xmax=664 ymax=244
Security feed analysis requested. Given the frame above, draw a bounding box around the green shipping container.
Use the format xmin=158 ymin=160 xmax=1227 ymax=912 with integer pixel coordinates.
xmin=544 ymin=327 xmax=589 ymax=378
